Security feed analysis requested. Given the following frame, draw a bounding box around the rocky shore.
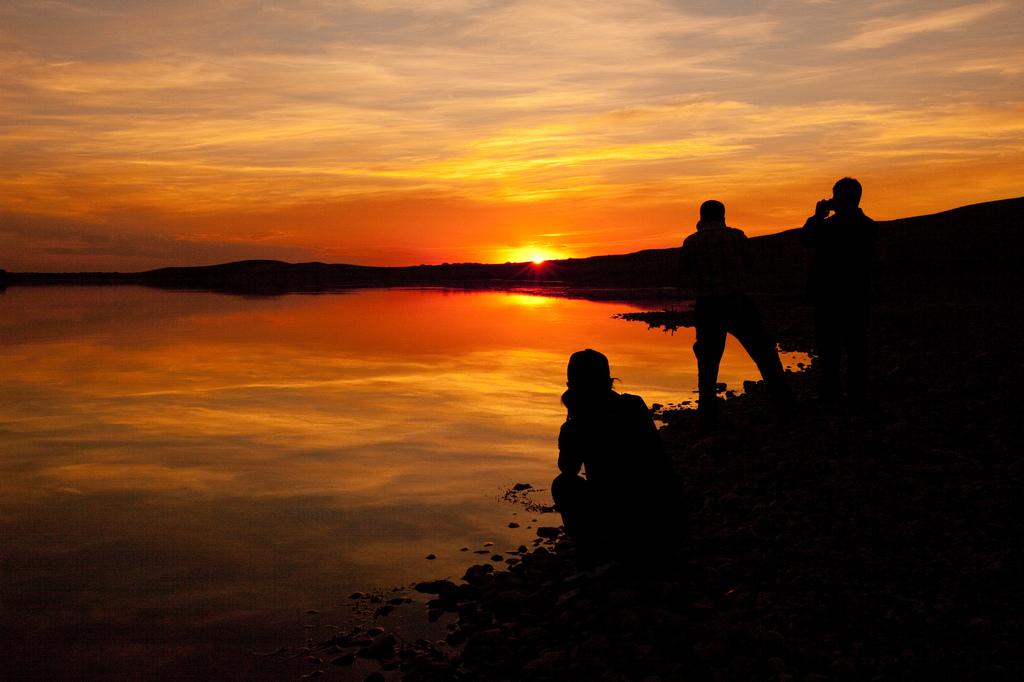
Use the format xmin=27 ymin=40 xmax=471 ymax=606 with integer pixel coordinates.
xmin=282 ymin=277 xmax=1021 ymax=682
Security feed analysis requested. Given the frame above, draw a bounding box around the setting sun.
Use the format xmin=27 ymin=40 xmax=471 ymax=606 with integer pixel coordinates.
xmin=502 ymin=247 xmax=564 ymax=264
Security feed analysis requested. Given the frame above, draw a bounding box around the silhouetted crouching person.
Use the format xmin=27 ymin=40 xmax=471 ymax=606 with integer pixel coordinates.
xmin=679 ymin=200 xmax=793 ymax=433
xmin=551 ymin=349 xmax=681 ymax=564
xmin=800 ymin=178 xmax=877 ymax=405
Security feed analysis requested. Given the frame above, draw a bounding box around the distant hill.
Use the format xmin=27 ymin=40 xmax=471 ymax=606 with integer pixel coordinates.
xmin=6 ymin=197 xmax=1022 ymax=298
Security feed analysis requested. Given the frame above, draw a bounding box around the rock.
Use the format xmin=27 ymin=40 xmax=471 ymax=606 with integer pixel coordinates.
xmin=719 ymin=492 xmax=740 ymax=507
xmin=415 ymin=579 xmax=457 ymax=594
xmin=462 ymin=628 xmax=508 ymax=660
xmin=523 ymin=650 xmax=567 ymax=672
xmin=330 ymin=653 xmax=354 ymax=666
xmin=462 ymin=564 xmax=494 ymax=585
xmin=536 ymin=526 xmax=561 ymax=539
xmin=440 ymin=582 xmax=476 ymax=604
xmin=356 ymin=633 xmax=396 ymax=660
xmin=401 ymin=660 xmax=454 ymax=682
xmin=555 ymin=588 xmax=580 ymax=607
xmin=492 ymin=590 xmax=527 ymax=616
xmin=513 ymin=483 xmax=533 ymax=491
xmin=444 ymin=629 xmax=468 ymax=646
xmin=759 ymin=630 xmax=786 ymax=653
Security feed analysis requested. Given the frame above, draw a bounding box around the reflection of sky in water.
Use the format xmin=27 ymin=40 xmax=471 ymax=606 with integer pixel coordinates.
xmin=0 ymin=286 xmax=802 ymax=679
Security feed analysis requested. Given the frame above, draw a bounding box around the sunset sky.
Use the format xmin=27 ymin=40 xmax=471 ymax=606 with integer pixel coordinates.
xmin=2 ymin=0 xmax=1022 ymax=272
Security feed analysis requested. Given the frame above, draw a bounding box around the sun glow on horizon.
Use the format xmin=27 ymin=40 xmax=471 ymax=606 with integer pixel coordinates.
xmin=501 ymin=247 xmax=566 ymax=265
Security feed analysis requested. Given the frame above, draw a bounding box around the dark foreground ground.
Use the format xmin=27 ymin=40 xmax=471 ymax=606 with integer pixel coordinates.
xmin=288 ymin=268 xmax=1022 ymax=681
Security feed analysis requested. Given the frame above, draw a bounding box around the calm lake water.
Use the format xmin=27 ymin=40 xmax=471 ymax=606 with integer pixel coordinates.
xmin=0 ymin=286 xmax=804 ymax=681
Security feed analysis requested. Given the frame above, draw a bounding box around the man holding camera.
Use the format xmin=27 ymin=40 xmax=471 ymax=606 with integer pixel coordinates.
xmin=799 ymin=177 xmax=878 ymax=405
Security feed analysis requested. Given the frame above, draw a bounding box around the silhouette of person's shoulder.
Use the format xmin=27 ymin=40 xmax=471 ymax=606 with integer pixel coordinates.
xmin=683 ymin=225 xmax=747 ymax=247
xmin=829 ymin=211 xmax=877 ymax=249
xmin=803 ymin=210 xmax=876 ymax=250
xmin=614 ymin=393 xmax=658 ymax=431
xmin=606 ymin=391 xmax=645 ymax=413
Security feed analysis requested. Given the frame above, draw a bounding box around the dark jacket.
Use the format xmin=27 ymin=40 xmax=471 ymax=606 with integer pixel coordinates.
xmin=678 ymin=221 xmax=753 ymax=298
xmin=557 ymin=391 xmax=670 ymax=498
xmin=800 ymin=208 xmax=877 ymax=303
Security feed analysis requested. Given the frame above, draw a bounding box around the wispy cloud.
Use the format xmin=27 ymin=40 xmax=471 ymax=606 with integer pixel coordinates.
xmin=837 ymin=2 xmax=1007 ymax=50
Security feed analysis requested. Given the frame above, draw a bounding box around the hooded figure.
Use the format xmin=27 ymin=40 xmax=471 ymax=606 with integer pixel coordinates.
xmin=552 ymin=349 xmax=682 ymax=562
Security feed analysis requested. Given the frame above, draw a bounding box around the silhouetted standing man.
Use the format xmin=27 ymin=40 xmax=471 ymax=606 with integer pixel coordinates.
xmin=799 ymin=177 xmax=877 ymax=405
xmin=679 ymin=200 xmax=793 ymax=432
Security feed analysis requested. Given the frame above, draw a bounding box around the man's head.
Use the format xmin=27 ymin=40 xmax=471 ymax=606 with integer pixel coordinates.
xmin=832 ymin=177 xmax=862 ymax=211
xmin=700 ymin=200 xmax=726 ymax=223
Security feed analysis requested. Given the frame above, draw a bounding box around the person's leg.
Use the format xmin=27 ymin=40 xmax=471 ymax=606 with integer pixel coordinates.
xmin=551 ymin=473 xmax=603 ymax=556
xmin=693 ymin=297 xmax=727 ymax=431
xmin=842 ymin=301 xmax=870 ymax=405
xmin=551 ymin=473 xmax=590 ymax=535
xmin=730 ymin=295 xmax=793 ymax=406
xmin=813 ymin=302 xmax=842 ymax=402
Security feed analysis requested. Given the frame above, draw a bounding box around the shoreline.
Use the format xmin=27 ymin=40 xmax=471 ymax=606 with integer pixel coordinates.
xmin=275 ymin=281 xmax=1022 ymax=681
